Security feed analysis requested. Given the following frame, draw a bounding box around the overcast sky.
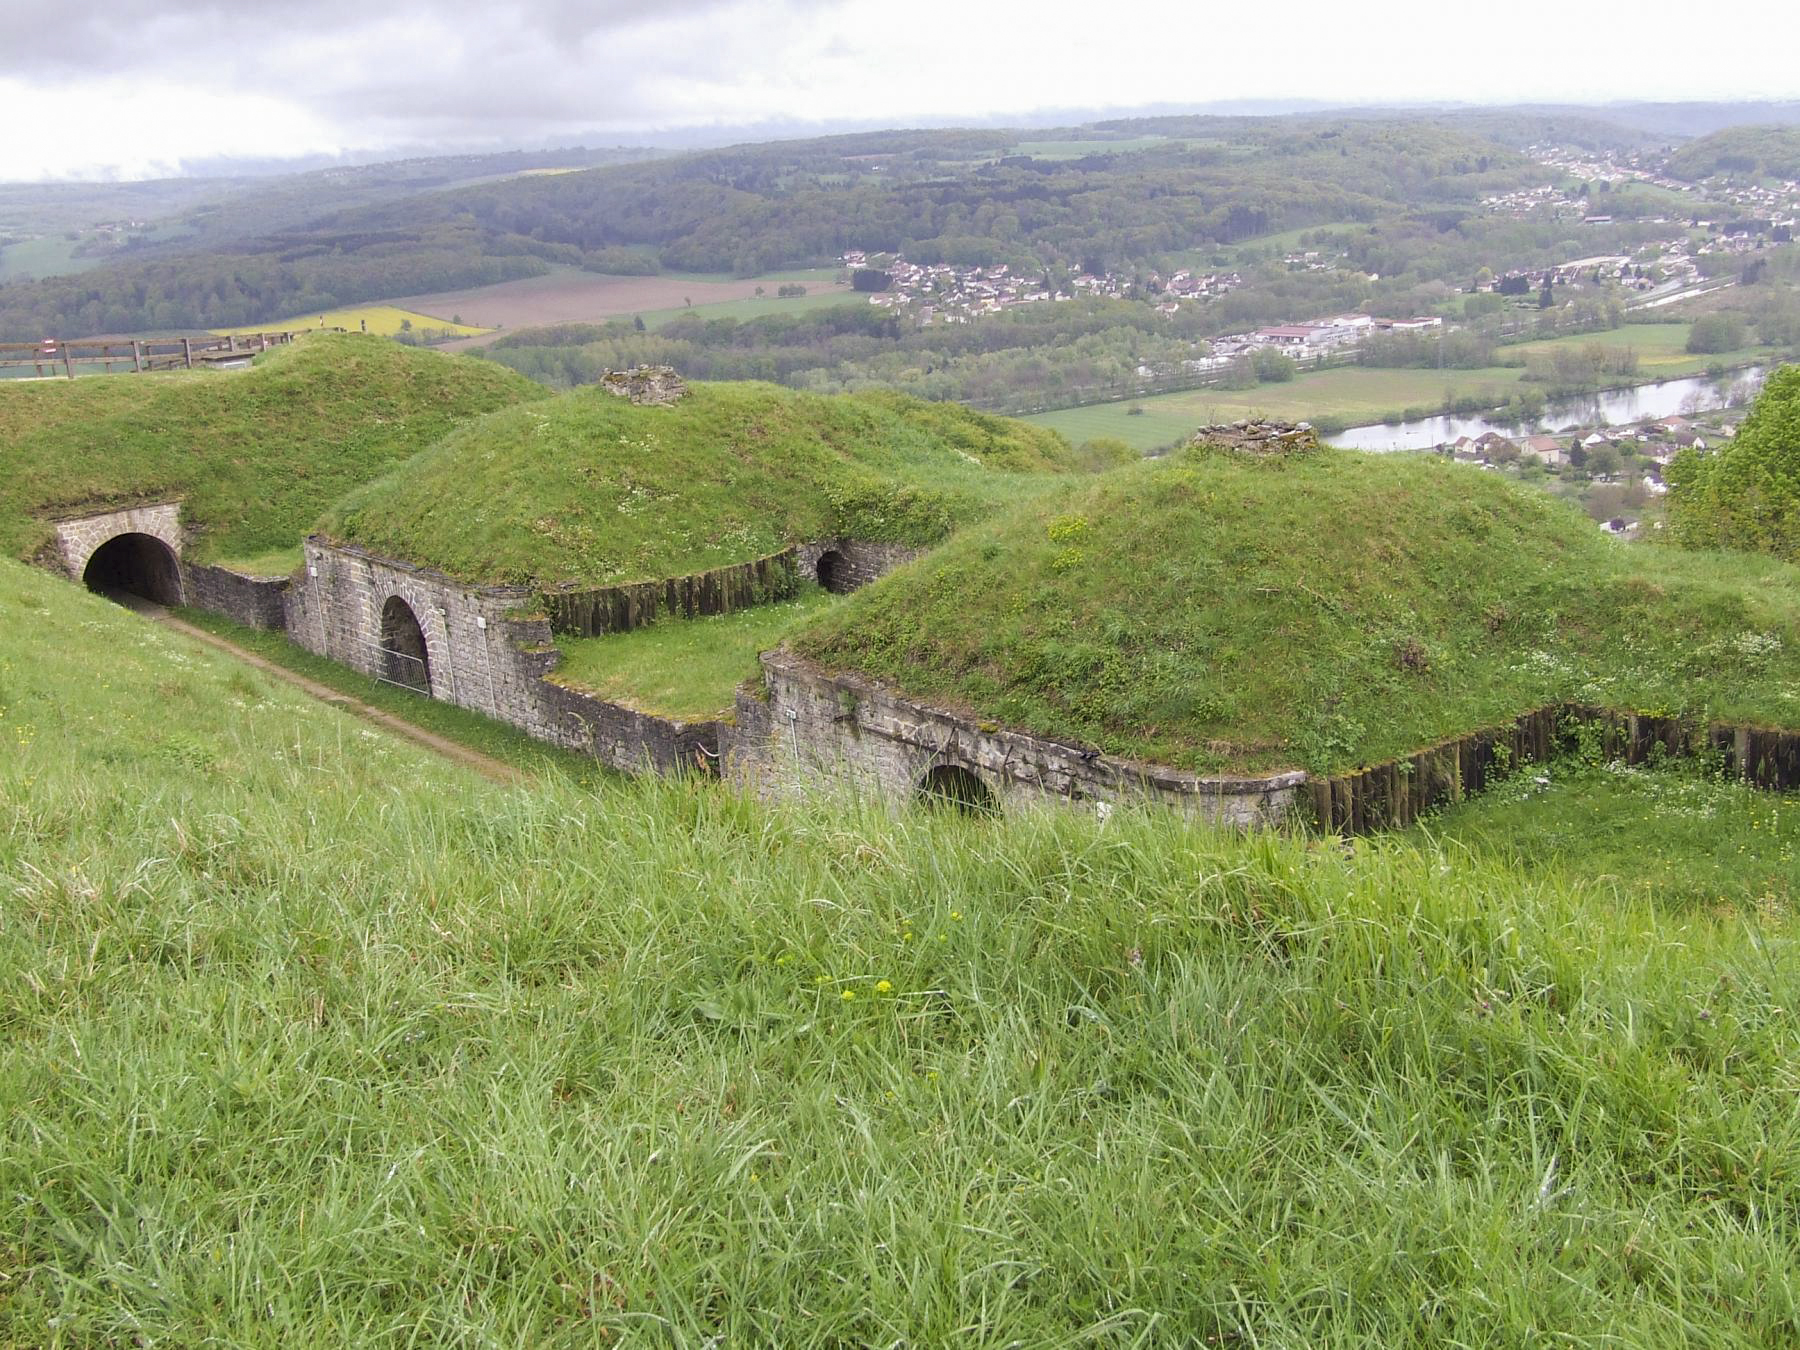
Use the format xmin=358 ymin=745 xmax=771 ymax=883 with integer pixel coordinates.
xmin=4 ymin=0 xmax=1797 ymax=180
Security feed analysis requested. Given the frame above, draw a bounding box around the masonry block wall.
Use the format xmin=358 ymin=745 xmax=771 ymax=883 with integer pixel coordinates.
xmin=182 ymin=563 xmax=291 ymax=629
xmin=725 ymin=649 xmax=1307 ymax=824
xmin=287 ymin=538 xmax=719 ymax=775
xmin=797 ymin=538 xmax=928 ymax=594
xmin=51 ymin=502 xmax=185 ymax=581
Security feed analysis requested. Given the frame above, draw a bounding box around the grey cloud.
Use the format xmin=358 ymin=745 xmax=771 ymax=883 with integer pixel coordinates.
xmin=4 ymin=0 xmax=816 ymax=77
xmin=4 ymin=0 xmax=854 ymax=156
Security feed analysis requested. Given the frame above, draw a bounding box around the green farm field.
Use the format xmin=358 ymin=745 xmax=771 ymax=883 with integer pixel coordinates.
xmin=0 ymin=235 xmax=101 ymax=284
xmin=4 ymin=555 xmax=1798 ymax=1343
xmin=1025 ymin=366 xmax=1527 ymax=451
xmin=1026 ymin=322 xmax=1778 ymax=452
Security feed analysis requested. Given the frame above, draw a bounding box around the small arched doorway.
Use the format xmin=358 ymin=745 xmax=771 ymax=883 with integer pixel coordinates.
xmin=815 ymin=549 xmax=850 ymax=595
xmin=82 ymin=532 xmax=183 ymax=607
xmin=917 ymin=763 xmax=998 ymax=816
xmin=379 ymin=596 xmax=432 ymax=695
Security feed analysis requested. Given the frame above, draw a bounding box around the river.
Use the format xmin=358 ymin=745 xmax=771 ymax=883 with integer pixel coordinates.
xmin=1333 ymin=367 xmax=1770 ymax=452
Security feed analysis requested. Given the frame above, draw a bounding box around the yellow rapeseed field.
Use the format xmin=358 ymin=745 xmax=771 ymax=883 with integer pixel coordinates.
xmin=212 ymin=306 xmax=491 ymax=339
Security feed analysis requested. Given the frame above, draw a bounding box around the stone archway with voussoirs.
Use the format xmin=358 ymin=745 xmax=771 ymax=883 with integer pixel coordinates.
xmin=378 ymin=594 xmax=434 ymax=695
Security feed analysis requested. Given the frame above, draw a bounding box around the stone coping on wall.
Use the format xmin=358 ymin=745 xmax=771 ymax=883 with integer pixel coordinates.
xmin=735 ymin=649 xmax=1308 ymax=823
xmin=740 ymin=651 xmax=1800 ymax=831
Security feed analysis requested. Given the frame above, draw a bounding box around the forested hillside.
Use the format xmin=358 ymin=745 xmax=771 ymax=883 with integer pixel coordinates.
xmin=1667 ymin=125 xmax=1800 ymax=181
xmin=0 ymin=117 xmax=1545 ymax=337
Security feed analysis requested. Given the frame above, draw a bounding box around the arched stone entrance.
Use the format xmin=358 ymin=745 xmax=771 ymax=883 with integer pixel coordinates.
xmin=917 ymin=763 xmax=998 ymax=816
xmin=82 ymin=532 xmax=184 ymax=607
xmin=379 ymin=596 xmax=432 ymax=694
xmin=814 ymin=549 xmax=850 ymax=594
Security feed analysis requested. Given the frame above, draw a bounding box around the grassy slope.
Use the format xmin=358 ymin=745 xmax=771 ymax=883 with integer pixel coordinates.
xmin=2 ymin=557 xmax=1796 ymax=1344
xmin=551 ymin=584 xmax=840 ymax=719
xmin=791 ymin=448 xmax=1800 ymax=774
xmin=0 ymin=333 xmax=547 ymax=570
xmin=322 ymin=382 xmax=1078 ymax=588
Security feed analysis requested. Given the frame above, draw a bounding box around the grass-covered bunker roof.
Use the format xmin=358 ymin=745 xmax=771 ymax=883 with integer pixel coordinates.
xmin=789 ymin=445 xmax=1800 ymax=775
xmin=318 ymin=382 xmax=1080 ymax=588
xmin=0 ymin=334 xmax=548 ymax=571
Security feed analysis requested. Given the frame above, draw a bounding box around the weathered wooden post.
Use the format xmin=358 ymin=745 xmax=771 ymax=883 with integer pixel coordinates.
xmin=182 ymin=338 xmax=193 ymax=369
xmin=131 ymin=341 xmax=143 ymax=373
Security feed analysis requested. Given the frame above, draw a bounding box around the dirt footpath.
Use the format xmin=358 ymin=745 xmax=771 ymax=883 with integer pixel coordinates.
xmin=136 ymin=601 xmax=526 ymax=786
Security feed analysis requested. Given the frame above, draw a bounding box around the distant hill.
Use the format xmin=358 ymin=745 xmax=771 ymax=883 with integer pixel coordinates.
xmin=1666 ymin=125 xmax=1800 ymax=181
xmin=789 ymin=441 xmax=1800 ymax=775
xmin=0 ymin=116 xmax=1537 ymax=338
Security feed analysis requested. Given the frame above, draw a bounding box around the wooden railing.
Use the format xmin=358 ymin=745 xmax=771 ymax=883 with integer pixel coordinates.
xmin=0 ymin=330 xmax=317 ymax=378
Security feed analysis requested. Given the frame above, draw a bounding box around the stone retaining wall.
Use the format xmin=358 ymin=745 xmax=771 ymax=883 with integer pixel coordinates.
xmin=724 ymin=649 xmax=1306 ymax=824
xmin=796 ymin=538 xmax=929 ymax=594
xmin=182 ymin=562 xmax=291 ymax=630
xmin=287 ymin=537 xmax=719 ymax=776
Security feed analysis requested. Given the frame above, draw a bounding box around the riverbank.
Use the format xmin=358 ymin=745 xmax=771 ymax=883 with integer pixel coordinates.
xmin=1023 ymin=324 xmax=1787 ymax=453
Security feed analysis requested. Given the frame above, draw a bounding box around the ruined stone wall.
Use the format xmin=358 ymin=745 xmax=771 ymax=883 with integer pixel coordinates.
xmin=796 ymin=538 xmax=929 ymax=594
xmin=181 ymin=563 xmax=291 ymax=630
xmin=51 ymin=502 xmax=185 ymax=581
xmin=287 ymin=537 xmax=719 ymax=775
xmin=598 ymin=365 xmax=687 ymax=406
xmin=1190 ymin=420 xmax=1320 ymax=456
xmin=725 ymin=649 xmax=1306 ymax=823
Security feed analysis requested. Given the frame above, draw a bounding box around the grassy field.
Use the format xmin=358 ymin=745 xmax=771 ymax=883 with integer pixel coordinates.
xmin=1025 ymin=322 xmax=1777 ymax=452
xmin=1010 ymin=136 xmax=1181 ymax=160
xmin=1025 ymin=366 xmax=1528 ymax=452
xmin=791 ymin=447 xmax=1800 ymax=774
xmin=212 ymin=306 xmax=492 ymax=339
xmin=396 ymin=267 xmax=851 ymax=339
xmin=635 ymin=287 xmax=865 ymax=330
xmin=1420 ymin=753 xmax=1798 ymax=907
xmin=0 ymin=234 xmax=99 ymax=284
xmin=0 ymin=334 xmax=546 ymax=567
xmin=552 ymin=586 xmax=841 ymax=719
xmin=3 ymin=556 xmax=1797 ymax=1343
xmin=323 ymin=383 xmax=1080 ymax=588
xmin=1505 ymin=322 xmax=1775 ymax=378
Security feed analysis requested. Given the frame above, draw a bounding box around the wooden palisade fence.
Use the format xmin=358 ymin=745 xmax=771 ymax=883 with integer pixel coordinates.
xmin=542 ymin=549 xmax=799 ymax=638
xmin=1311 ymin=704 xmax=1800 ymax=834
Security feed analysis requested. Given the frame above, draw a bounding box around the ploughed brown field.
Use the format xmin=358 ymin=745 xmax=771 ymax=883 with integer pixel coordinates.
xmin=392 ymin=269 xmax=852 ymax=348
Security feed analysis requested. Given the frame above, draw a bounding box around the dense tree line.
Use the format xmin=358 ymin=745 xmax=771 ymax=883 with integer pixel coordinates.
xmin=0 ymin=117 xmax=1546 ymax=338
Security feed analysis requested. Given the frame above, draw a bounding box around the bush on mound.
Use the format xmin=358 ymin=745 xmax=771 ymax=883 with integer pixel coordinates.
xmin=790 ymin=446 xmax=1800 ymax=774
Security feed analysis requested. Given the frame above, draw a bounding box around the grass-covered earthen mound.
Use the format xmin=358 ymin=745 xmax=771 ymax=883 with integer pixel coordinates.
xmin=0 ymin=334 xmax=548 ymax=573
xmin=319 ymin=382 xmax=1079 ymax=587
xmin=791 ymin=445 xmax=1800 ymax=774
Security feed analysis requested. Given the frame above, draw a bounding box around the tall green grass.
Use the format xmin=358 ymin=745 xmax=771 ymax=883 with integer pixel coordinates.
xmin=3 ymin=559 xmax=1797 ymax=1344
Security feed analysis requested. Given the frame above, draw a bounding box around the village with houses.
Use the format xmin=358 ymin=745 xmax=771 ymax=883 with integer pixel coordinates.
xmin=840 ymin=249 xmax=1245 ymax=325
xmin=1436 ymin=409 xmax=1743 ymax=537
